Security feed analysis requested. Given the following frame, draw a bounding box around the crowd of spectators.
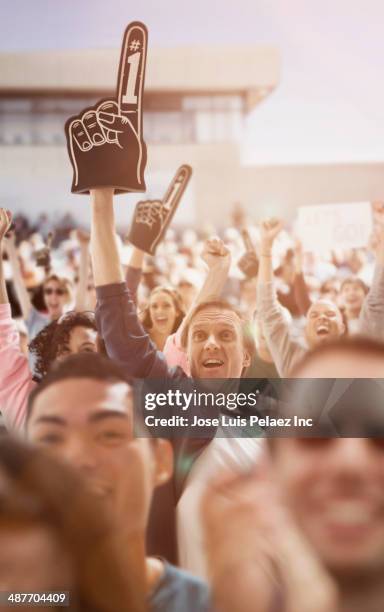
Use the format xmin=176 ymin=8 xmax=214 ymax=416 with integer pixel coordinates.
xmin=1 ymin=193 xmax=384 ymax=611
xmin=2 ymin=17 xmax=384 ymax=602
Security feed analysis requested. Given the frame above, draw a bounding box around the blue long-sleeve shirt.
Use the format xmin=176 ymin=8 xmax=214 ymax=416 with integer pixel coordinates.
xmin=96 ymin=281 xmax=186 ymax=380
xmin=95 ymin=281 xmax=213 ymax=498
xmin=95 ymin=282 xmax=214 ymax=565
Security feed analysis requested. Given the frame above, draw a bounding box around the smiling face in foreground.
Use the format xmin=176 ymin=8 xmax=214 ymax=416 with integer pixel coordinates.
xmin=27 ymin=379 xmax=170 ymax=527
xmin=187 ymin=305 xmax=250 ymax=378
xmin=272 ymin=349 xmax=384 ymax=575
xmin=273 ymin=438 xmax=384 ymax=575
xmin=305 ymin=300 xmax=345 ymax=348
xmin=149 ymin=290 xmax=178 ymax=337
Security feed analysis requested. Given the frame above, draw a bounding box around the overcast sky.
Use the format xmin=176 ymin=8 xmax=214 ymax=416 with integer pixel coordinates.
xmin=2 ymin=0 xmax=384 ymax=164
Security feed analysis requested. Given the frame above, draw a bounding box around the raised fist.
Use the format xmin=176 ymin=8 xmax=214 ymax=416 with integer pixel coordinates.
xmin=259 ymin=218 xmax=283 ymax=250
xmin=34 ymin=233 xmax=53 ymax=270
xmin=202 ymin=237 xmax=231 ymax=270
xmin=238 ymin=251 xmax=259 ymax=278
xmin=75 ymin=228 xmax=90 ymax=245
xmin=65 ymin=22 xmax=148 ymax=194
xmin=127 ymin=165 xmax=192 ymax=255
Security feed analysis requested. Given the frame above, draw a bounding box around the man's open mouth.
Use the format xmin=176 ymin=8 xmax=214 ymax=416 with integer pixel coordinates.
xmin=202 ymin=358 xmax=224 ymax=369
xmin=325 ymin=502 xmax=373 ymax=524
xmin=316 ymin=325 xmax=330 ymax=336
xmin=320 ymin=499 xmax=381 ymax=536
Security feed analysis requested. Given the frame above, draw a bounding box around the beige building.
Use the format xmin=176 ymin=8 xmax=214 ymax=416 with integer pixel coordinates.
xmin=0 ymin=46 xmax=383 ymax=227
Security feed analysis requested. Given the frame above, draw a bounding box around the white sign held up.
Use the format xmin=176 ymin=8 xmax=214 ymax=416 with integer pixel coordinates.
xmin=297 ymin=202 xmax=372 ymax=253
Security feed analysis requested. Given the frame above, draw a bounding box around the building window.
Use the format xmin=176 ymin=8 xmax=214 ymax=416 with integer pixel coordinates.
xmin=0 ymin=94 xmax=245 ymax=146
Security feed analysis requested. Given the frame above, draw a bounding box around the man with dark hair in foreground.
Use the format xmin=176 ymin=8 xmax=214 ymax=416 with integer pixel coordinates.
xmin=26 ymin=353 xmax=211 ymax=612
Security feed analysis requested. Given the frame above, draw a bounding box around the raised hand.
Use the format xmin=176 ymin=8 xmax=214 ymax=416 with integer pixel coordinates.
xmin=0 ymin=208 xmax=12 ymax=241
xmin=127 ymin=164 xmax=192 ymax=255
xmin=259 ymin=218 xmax=283 ymax=253
xmin=372 ymin=201 xmax=384 ymax=227
xmin=293 ymin=238 xmax=304 ymax=273
xmin=202 ymin=468 xmax=338 ymax=612
xmin=3 ymin=230 xmax=16 ymax=255
xmin=201 ymin=236 xmax=231 ymax=270
xmin=65 ymin=22 xmax=148 ymax=194
xmin=0 ymin=209 xmax=13 ymax=305
xmin=75 ymin=228 xmax=91 ymax=246
xmin=34 ymin=232 xmax=54 ymax=271
xmin=237 ymin=228 xmax=259 ymax=278
xmin=238 ymin=252 xmax=259 ymax=278
xmin=370 ymin=224 xmax=384 ymax=266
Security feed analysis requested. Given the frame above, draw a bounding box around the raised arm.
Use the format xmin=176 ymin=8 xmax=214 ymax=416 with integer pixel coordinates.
xmin=74 ymin=229 xmax=91 ymax=312
xmin=178 ymin=237 xmax=231 ymax=339
xmin=3 ymin=230 xmax=32 ymax=319
xmin=359 ymin=225 xmax=384 ymax=339
xmin=129 ymin=246 xmax=145 ymax=271
xmin=0 ymin=208 xmax=35 ymax=432
xmin=293 ymin=239 xmax=312 ymax=316
xmin=257 ymin=219 xmax=304 ymax=377
xmin=258 ymin=218 xmax=283 ymax=284
xmin=125 ymin=246 xmax=145 ymax=301
xmin=0 ymin=209 xmax=12 ymax=304
xmin=91 ymin=190 xmax=177 ymax=379
xmin=90 ymin=189 xmax=124 ymax=286
xmin=163 ymin=237 xmax=231 ymax=372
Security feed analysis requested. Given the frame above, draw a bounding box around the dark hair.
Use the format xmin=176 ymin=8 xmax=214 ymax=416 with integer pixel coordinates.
xmin=289 ymin=335 xmax=384 ymax=376
xmin=180 ymin=298 xmax=256 ymax=360
xmin=340 ymin=276 xmax=368 ymax=295
xmin=29 ymin=311 xmax=98 ymax=380
xmin=0 ymin=437 xmax=140 ymax=611
xmin=27 ymin=353 xmax=131 ymax=424
xmin=140 ymin=286 xmax=185 ymax=334
xmin=307 ymin=298 xmax=348 ymax=337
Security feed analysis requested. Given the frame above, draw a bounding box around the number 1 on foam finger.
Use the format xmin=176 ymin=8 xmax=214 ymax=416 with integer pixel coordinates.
xmin=118 ymin=23 xmax=148 ymax=114
xmin=122 ymin=52 xmax=140 ymax=105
